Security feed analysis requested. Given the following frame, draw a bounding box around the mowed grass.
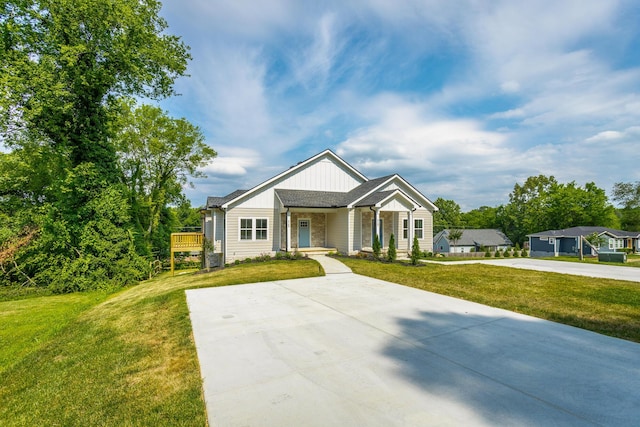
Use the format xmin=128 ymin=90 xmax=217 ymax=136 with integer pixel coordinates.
xmin=339 ymin=258 xmax=640 ymax=343
xmin=0 ymin=260 xmax=322 ymax=427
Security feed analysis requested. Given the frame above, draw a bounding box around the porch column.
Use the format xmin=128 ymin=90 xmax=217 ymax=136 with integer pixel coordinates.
xmin=286 ymin=210 xmax=292 ymax=252
xmin=373 ymin=208 xmax=381 ymax=246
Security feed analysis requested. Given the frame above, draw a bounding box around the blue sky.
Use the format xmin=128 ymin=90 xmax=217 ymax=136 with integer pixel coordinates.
xmin=158 ymin=0 xmax=640 ymax=210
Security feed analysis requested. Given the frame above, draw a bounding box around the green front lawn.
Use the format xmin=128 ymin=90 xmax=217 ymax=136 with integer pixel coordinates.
xmin=0 ymin=260 xmax=322 ymax=426
xmin=3 ymin=256 xmax=639 ymax=425
xmin=339 ymin=258 xmax=640 ymax=343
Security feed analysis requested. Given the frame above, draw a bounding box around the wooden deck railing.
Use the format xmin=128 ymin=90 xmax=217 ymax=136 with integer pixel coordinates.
xmin=170 ymin=232 xmax=204 ymax=274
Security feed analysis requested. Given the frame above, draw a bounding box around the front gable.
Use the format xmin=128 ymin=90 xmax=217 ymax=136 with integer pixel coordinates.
xmin=224 ymin=150 xmax=367 ymax=209
xmin=350 ymin=175 xmax=437 ymax=212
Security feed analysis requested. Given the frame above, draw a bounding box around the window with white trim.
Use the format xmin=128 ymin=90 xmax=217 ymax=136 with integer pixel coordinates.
xmin=239 ymin=218 xmax=269 ymax=241
xmin=256 ymin=218 xmax=268 ymax=240
xmin=414 ymin=219 xmax=423 ymax=239
xmin=609 ymin=238 xmax=623 ymax=249
xmin=240 ymin=218 xmax=253 ymax=240
xmin=403 ymin=219 xmax=408 ymax=239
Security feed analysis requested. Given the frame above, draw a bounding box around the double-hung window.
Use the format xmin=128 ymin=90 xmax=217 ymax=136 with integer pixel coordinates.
xmin=414 ymin=219 xmax=423 ymax=239
xmin=240 ymin=219 xmax=253 ymax=240
xmin=403 ymin=218 xmax=424 ymax=239
xmin=239 ymin=218 xmax=269 ymax=241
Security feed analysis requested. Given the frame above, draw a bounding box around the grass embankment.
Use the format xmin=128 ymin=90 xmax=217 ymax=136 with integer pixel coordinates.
xmin=0 ymin=260 xmax=322 ymax=426
xmin=340 ymin=258 xmax=640 ymax=343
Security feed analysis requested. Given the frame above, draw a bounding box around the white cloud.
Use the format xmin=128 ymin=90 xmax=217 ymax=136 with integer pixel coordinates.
xmin=585 ymin=130 xmax=624 ymax=143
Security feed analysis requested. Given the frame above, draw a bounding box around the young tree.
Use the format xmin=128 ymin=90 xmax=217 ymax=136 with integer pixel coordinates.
xmin=447 ymin=229 xmax=463 ymax=253
xmin=372 ymin=234 xmax=381 ymax=259
xmin=410 ymin=236 xmax=421 ymax=265
xmin=387 ymin=234 xmax=396 ymax=262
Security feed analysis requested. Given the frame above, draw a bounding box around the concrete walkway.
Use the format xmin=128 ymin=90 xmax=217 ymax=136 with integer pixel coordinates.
xmin=424 ymin=257 xmax=640 ymax=282
xmin=187 ymin=256 xmax=640 ymax=426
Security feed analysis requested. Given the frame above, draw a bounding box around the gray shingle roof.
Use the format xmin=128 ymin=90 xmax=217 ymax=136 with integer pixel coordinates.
xmin=274 ymin=189 xmax=348 ymax=208
xmin=437 ymin=229 xmax=512 ymax=246
xmin=345 ymin=175 xmax=395 ymax=204
xmin=354 ymin=190 xmax=396 ymax=207
xmin=206 ymin=190 xmax=248 ymax=208
xmin=273 ymin=178 xmax=404 ymax=209
xmin=528 ymin=226 xmax=640 ymax=238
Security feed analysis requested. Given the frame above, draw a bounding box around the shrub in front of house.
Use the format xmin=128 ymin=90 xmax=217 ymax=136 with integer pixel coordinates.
xmin=387 ymin=234 xmax=397 ymax=262
xmin=494 ymin=249 xmax=502 ymax=258
xmin=411 ymin=236 xmax=421 ymax=265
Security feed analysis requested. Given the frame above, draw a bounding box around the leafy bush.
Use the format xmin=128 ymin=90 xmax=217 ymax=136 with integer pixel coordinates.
xmin=494 ymin=249 xmax=502 ymax=258
xmin=485 ymin=250 xmax=491 ymax=258
xmin=504 ymin=249 xmax=511 ymax=258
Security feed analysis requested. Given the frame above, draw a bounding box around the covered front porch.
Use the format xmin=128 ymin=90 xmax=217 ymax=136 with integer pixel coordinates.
xmin=278 ymin=207 xmax=419 ymax=255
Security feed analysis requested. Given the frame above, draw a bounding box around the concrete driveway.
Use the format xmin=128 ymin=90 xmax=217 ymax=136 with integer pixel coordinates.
xmin=186 ymin=257 xmax=640 ymax=426
xmin=424 ymin=257 xmax=640 ymax=283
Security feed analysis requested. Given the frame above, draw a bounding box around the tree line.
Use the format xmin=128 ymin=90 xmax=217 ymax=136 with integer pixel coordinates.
xmin=0 ymin=0 xmax=215 ymax=292
xmin=434 ymin=176 xmax=640 ymax=245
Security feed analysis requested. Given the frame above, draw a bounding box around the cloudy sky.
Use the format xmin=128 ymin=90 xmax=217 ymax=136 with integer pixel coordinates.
xmin=158 ymin=0 xmax=640 ymax=210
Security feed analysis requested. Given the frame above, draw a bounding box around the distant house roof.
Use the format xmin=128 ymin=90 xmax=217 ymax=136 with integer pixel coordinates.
xmin=435 ymin=229 xmax=513 ymax=247
xmin=527 ymin=226 xmax=640 ymax=239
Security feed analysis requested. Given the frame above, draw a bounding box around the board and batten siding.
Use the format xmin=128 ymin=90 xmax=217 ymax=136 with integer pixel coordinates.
xmin=229 ymin=157 xmax=364 ymax=209
xmin=225 ymin=208 xmax=275 ymax=262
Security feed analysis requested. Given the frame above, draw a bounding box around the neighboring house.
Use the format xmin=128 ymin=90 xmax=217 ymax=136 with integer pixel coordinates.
xmin=527 ymin=226 xmax=640 ymax=257
xmin=434 ymin=229 xmax=512 ymax=254
xmin=203 ymin=149 xmax=438 ymax=264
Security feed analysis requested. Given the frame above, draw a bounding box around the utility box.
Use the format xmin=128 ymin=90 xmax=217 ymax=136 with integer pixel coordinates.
xmin=598 ymin=252 xmax=627 ymax=263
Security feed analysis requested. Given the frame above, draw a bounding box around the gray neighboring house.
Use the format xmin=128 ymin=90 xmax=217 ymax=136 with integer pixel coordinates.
xmin=434 ymin=229 xmax=512 ymax=254
xmin=527 ymin=226 xmax=640 ymax=258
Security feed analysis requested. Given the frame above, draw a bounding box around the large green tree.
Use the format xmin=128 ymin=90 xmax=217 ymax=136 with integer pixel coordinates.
xmin=462 ymin=205 xmax=500 ymax=229
xmin=113 ymin=102 xmax=216 ymax=256
xmin=0 ymin=0 xmax=193 ymax=291
xmin=1 ymin=0 xmax=190 ymax=180
xmin=498 ymin=175 xmax=618 ymax=245
xmin=433 ymin=197 xmax=463 ymax=233
xmin=612 ymin=181 xmax=640 ymax=231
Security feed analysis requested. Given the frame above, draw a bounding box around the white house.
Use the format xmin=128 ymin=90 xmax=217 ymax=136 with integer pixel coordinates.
xmin=434 ymin=229 xmax=512 ymax=254
xmin=202 ymin=149 xmax=438 ymax=264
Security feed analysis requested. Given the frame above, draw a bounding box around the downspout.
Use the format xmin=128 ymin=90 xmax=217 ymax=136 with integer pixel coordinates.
xmin=221 ymin=207 xmax=227 ymax=265
xmin=286 ymin=208 xmax=291 ymax=252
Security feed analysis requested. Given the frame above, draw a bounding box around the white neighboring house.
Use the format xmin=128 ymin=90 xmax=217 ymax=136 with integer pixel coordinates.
xmin=434 ymin=229 xmax=512 ymax=254
xmin=202 ymin=149 xmax=438 ymax=264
